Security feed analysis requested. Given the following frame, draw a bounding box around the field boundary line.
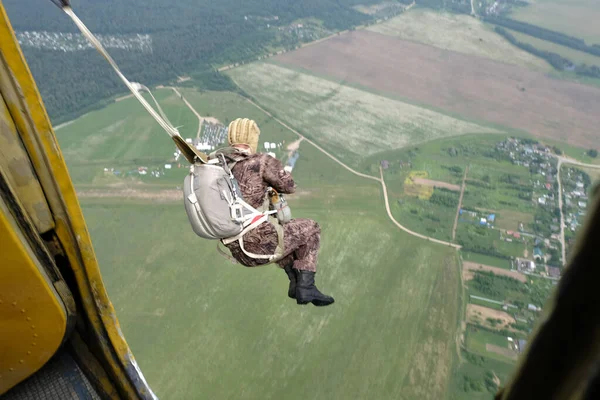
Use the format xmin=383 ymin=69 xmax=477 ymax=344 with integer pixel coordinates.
xmin=452 ymin=166 xmax=469 ymax=241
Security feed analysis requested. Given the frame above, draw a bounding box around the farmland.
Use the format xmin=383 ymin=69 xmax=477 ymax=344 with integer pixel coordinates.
xmin=55 ymin=87 xmax=463 ymax=400
xmin=228 ymin=62 xmax=501 ymax=167
xmin=367 ymin=135 xmax=535 ymax=248
xmin=274 ymin=29 xmax=600 ymax=150
xmin=511 ymin=0 xmax=600 ymax=44
xmin=44 ymin=5 xmax=600 ymax=398
xmin=82 ymin=193 xmax=461 ymax=400
xmin=462 ymin=262 xmax=527 ymax=283
xmin=462 ymin=252 xmax=511 ymax=270
xmin=465 ymin=325 xmax=518 ymax=362
xmin=508 ymin=29 xmax=600 ymax=66
xmin=367 ymin=9 xmax=550 ymax=70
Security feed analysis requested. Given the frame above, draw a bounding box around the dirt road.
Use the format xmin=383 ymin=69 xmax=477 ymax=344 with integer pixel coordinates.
xmin=167 ymin=86 xmax=222 ymax=138
xmin=554 ymin=155 xmax=600 ymax=265
xmin=452 ymin=166 xmax=469 ymax=241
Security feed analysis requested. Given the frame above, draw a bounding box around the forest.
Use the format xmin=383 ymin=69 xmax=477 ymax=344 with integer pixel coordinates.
xmin=495 ymin=27 xmax=600 ymax=80
xmin=485 ymin=16 xmax=600 ymax=56
xmin=3 ymin=0 xmax=381 ymax=123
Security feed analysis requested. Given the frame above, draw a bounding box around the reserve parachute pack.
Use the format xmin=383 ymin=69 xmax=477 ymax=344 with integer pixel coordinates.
xmin=183 ymin=148 xmax=285 ymax=262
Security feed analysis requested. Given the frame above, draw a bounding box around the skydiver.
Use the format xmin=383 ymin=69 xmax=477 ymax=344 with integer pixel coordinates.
xmin=221 ymin=118 xmax=334 ymax=306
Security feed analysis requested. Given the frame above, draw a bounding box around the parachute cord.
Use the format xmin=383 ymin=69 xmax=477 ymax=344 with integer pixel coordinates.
xmin=49 ymin=0 xmax=70 ymax=8
xmin=61 ymin=6 xmax=180 ymax=139
xmin=138 ymin=84 xmax=175 ymax=129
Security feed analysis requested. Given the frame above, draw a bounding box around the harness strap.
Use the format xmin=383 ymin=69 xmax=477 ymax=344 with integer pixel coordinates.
xmin=216 ymin=241 xmax=239 ymax=264
xmin=234 ymin=216 xmax=285 ymax=263
xmin=220 ymin=214 xmax=285 ymax=264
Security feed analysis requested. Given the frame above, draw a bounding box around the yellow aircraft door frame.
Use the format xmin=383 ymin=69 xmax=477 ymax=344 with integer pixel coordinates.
xmin=0 ymin=1 xmax=157 ymax=398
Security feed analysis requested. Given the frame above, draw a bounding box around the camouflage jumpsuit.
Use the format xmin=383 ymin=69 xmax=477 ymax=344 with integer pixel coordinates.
xmin=224 ymin=153 xmax=321 ymax=272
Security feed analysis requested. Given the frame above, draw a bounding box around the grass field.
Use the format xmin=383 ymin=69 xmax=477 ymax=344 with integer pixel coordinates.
xmin=511 ymin=0 xmax=600 ymax=44
xmin=508 ymin=29 xmax=600 ymax=66
xmin=467 ymin=270 xmax=553 ymax=309
xmin=494 ymin=209 xmax=534 ymax=232
xmin=228 ymin=62 xmax=502 ymax=167
xmin=469 ymin=296 xmax=504 ymax=311
xmin=393 ymin=193 xmax=458 ymax=242
xmin=367 ymin=9 xmax=549 ymax=71
xmin=462 ymin=252 xmax=511 ymax=270
xmin=273 ymin=29 xmax=600 ymax=150
xmin=540 ymin=137 xmax=600 ymax=165
xmin=56 ymin=89 xmax=306 ymax=186
xmin=57 ymin=84 xmax=464 ymax=399
xmin=466 ymin=325 xmax=516 ymax=363
xmin=450 ymin=351 xmax=515 ymax=400
xmin=366 ymin=134 xmax=541 ymax=246
xmin=461 ymin=163 xmax=537 ymax=216
xmin=82 ymin=183 xmax=461 ymax=400
xmin=57 ymin=89 xmax=194 ymax=164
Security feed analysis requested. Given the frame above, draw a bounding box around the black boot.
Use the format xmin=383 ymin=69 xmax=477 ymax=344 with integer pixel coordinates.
xmin=284 ymin=263 xmax=297 ymax=299
xmin=295 ymin=270 xmax=334 ymax=306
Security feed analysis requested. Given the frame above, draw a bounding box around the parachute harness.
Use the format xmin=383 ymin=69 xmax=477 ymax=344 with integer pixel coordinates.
xmin=215 ymin=154 xmax=285 ymax=264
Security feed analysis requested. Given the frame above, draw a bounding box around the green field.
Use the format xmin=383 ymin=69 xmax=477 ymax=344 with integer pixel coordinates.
xmin=363 ymin=134 xmax=542 ymax=246
xmin=511 ymin=0 xmax=600 ymax=44
xmin=392 ymin=192 xmax=458 ymax=242
xmin=450 ymin=351 xmax=515 ymax=400
xmin=467 ymin=271 xmax=554 ymax=311
xmin=539 ymin=137 xmax=600 ymax=166
xmin=367 ymin=9 xmax=549 ymax=71
xmin=462 ymin=252 xmax=511 ymax=270
xmin=469 ymin=296 xmax=504 ymax=311
xmin=55 ymin=85 xmax=466 ymax=399
xmin=508 ymin=29 xmax=600 ymax=66
xmin=81 ymin=183 xmax=461 ymax=400
xmin=57 ymin=88 xmax=308 ymax=187
xmin=228 ymin=62 xmax=503 ymax=167
xmin=461 ymin=161 xmax=537 ymax=216
xmin=466 ymin=325 xmax=516 ymax=363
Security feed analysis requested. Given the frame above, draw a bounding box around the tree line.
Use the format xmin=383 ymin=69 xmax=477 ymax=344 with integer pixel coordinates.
xmin=485 ymin=16 xmax=600 ymax=57
xmin=494 ymin=27 xmax=600 ymax=80
xmin=3 ymin=0 xmax=380 ymax=123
